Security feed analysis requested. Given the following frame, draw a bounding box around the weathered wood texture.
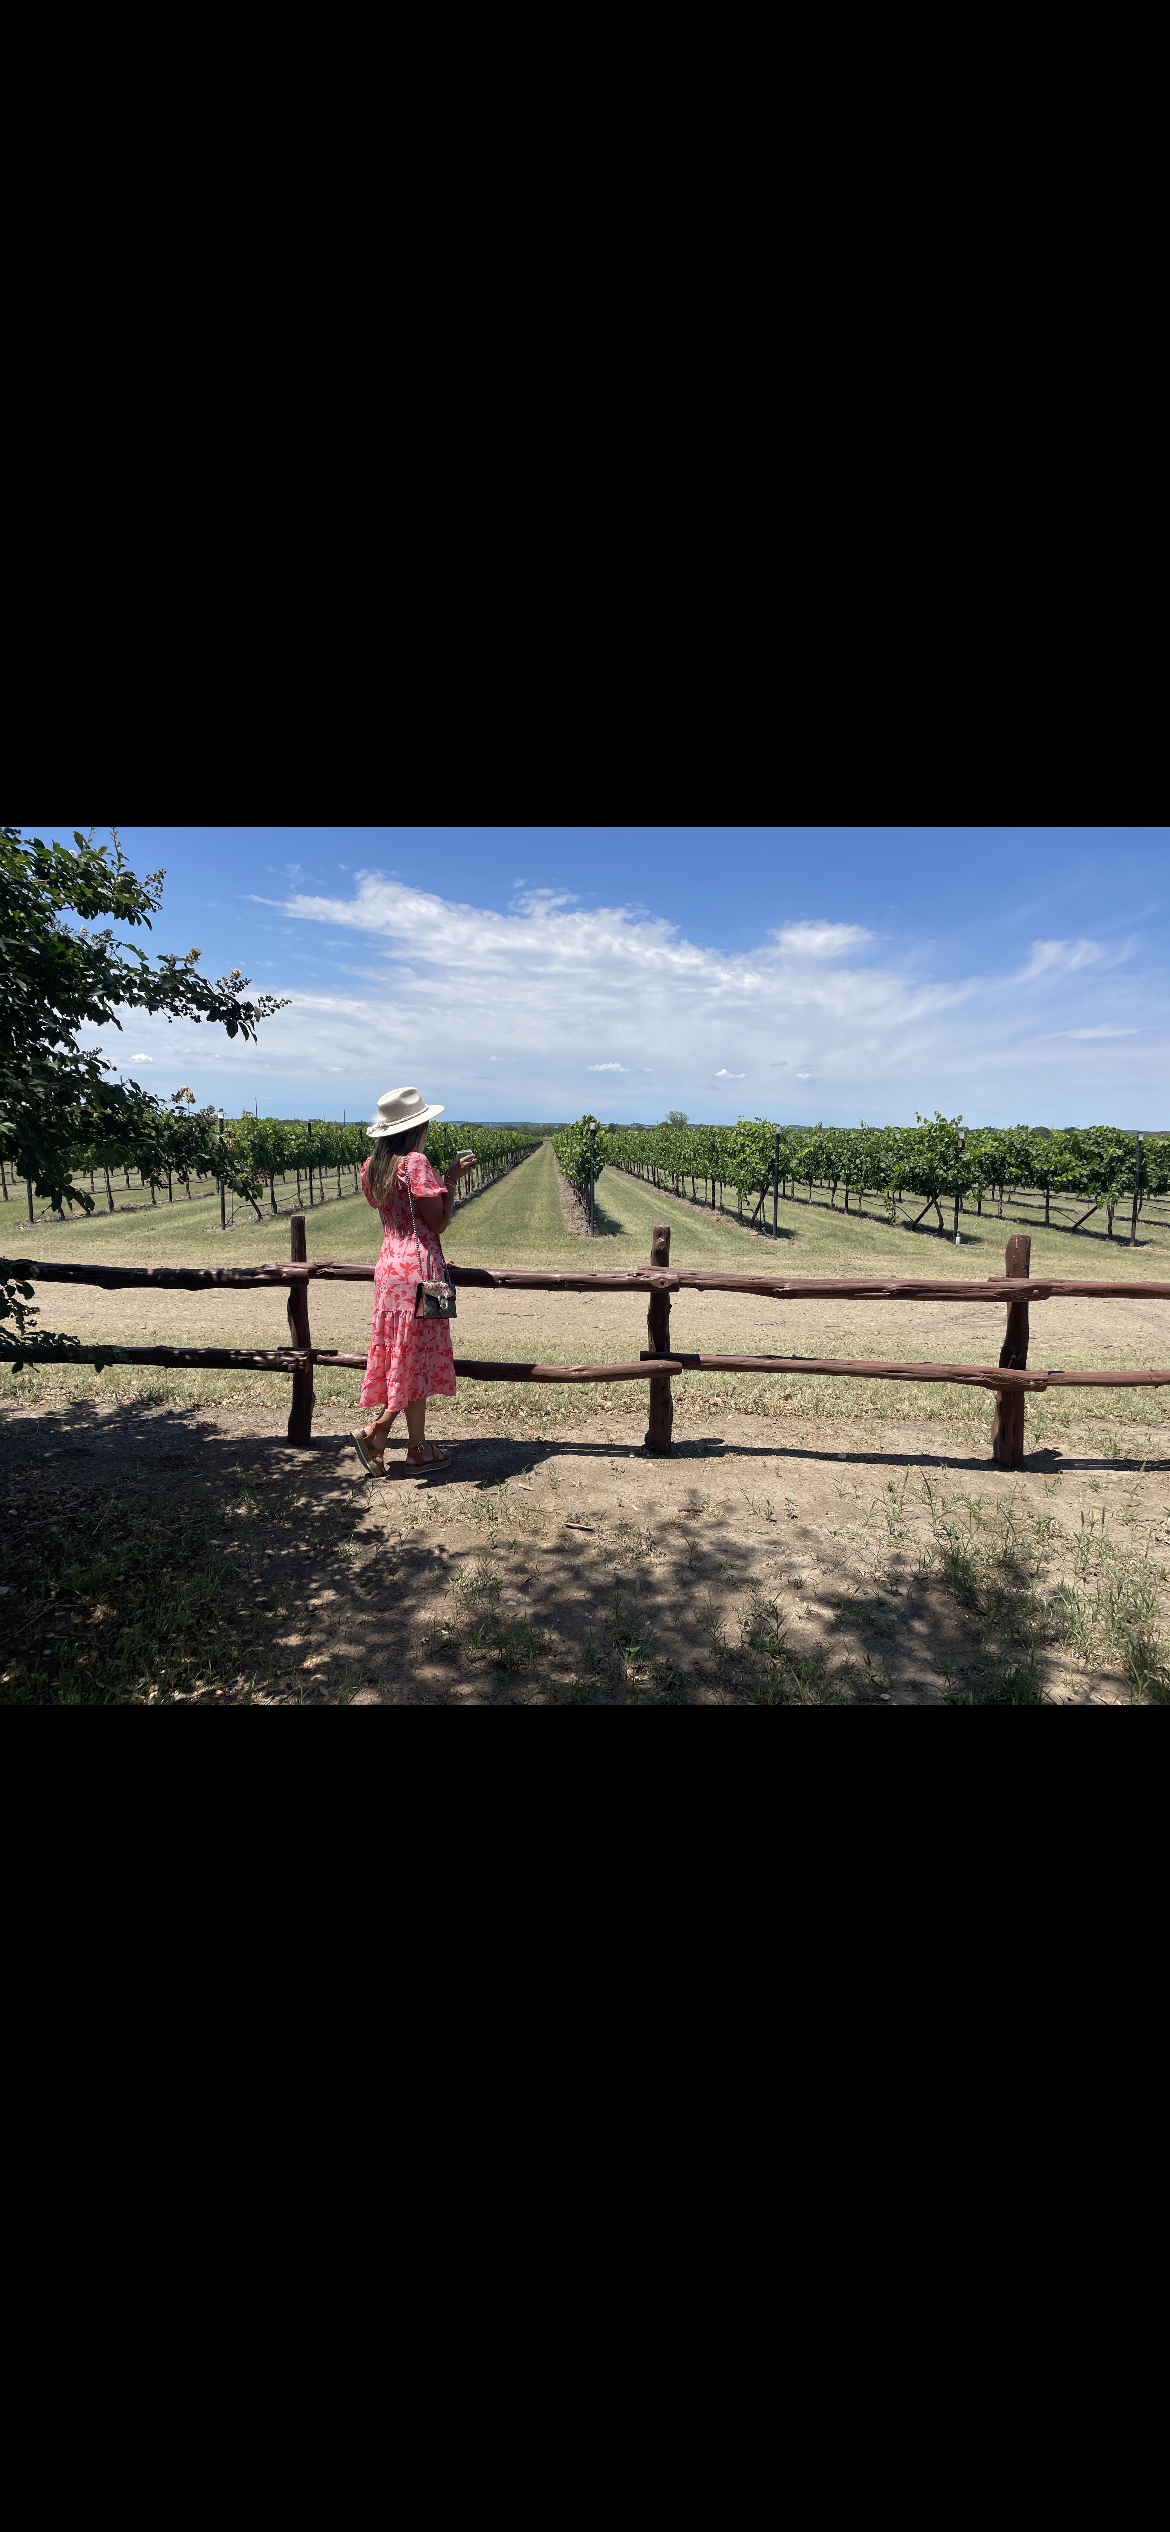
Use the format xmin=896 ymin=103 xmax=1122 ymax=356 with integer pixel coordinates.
xmin=0 ymin=1257 xmax=375 ymax=1289
xmin=645 ymin=1225 xmax=674 ymax=1454
xmin=16 ymin=1344 xmax=1170 ymax=1388
xmin=447 ymin=1267 xmax=1170 ymax=1300
xmin=0 ymin=1256 xmax=326 ymax=1288
xmin=461 ymin=1359 xmax=681 ymax=1383
xmin=446 ymin=1356 xmax=1170 ymax=1389
xmin=449 ymin=1360 xmax=681 ymax=1384
xmin=992 ymin=1234 xmax=1030 ymax=1468
xmin=10 ymin=1255 xmax=1170 ymax=1302
xmin=286 ymin=1214 xmax=314 ymax=1446
xmin=4 ymin=1346 xmax=313 ymax=1369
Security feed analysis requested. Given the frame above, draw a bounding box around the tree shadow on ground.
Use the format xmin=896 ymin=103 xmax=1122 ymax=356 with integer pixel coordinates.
xmin=2 ymin=1398 xmax=1165 ymax=1707
xmin=589 ymin=1195 xmax=637 ymax=1238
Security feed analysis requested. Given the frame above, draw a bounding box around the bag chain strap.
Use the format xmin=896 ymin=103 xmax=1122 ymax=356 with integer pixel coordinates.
xmin=404 ymin=1158 xmax=442 ymax=1288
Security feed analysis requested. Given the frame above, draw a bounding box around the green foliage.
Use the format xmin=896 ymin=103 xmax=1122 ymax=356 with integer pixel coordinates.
xmin=1 ymin=1272 xmax=36 ymax=1351
xmin=0 ymin=827 xmax=287 ymax=1214
xmin=425 ymin=1121 xmax=543 ymax=1177
xmin=192 ymin=1114 xmax=544 ymax=1219
xmin=725 ymin=1117 xmax=776 ymax=1202
xmin=0 ymin=826 xmax=289 ymax=1354
xmin=553 ymin=1115 xmax=608 ymax=1199
xmin=604 ymin=1112 xmax=1163 ymax=1232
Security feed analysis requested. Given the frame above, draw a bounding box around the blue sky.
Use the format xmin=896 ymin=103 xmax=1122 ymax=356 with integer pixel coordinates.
xmin=33 ymin=825 xmax=1169 ymax=1126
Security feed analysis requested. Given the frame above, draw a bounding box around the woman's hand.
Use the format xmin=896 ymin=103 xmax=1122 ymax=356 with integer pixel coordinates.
xmin=445 ymin=1151 xmax=477 ymax=1184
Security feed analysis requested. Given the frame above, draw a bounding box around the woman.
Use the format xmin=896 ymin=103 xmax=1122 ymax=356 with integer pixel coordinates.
xmin=352 ymin=1087 xmax=475 ymax=1476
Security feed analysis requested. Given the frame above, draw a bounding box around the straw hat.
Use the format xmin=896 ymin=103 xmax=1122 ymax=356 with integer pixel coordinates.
xmin=366 ymin=1085 xmax=445 ymax=1139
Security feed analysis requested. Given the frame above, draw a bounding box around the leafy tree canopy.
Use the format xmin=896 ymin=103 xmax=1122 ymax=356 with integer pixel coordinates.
xmin=1 ymin=827 xmax=287 ymax=1361
xmin=0 ymin=827 xmax=287 ymax=1214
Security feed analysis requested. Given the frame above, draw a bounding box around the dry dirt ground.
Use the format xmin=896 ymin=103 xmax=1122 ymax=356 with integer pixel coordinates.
xmin=3 ymin=1389 xmax=1168 ymax=1706
xmin=5 ymin=1144 xmax=1170 ymax=1706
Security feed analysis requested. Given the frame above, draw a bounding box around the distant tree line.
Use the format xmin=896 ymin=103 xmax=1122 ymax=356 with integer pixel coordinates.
xmin=4 ymin=1112 xmax=545 ymax=1222
xmin=573 ymin=1115 xmax=1168 ymax=1241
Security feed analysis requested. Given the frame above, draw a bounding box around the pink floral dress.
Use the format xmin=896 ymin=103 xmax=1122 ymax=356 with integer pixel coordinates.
xmin=359 ymin=1152 xmax=457 ymax=1416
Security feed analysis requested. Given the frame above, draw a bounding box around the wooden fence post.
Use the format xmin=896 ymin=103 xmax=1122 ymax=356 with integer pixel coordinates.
xmin=287 ymin=1211 xmax=314 ymax=1446
xmin=991 ymin=1232 xmax=1030 ymax=1469
xmin=644 ymin=1224 xmax=674 ymax=1455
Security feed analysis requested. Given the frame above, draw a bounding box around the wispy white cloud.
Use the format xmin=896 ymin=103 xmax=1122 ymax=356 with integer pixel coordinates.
xmin=1019 ymin=938 xmax=1108 ymax=979
xmin=115 ymin=873 xmax=1166 ymax=1123
xmin=770 ymin=921 xmax=873 ymax=959
xmin=510 ymin=886 xmax=580 ymax=916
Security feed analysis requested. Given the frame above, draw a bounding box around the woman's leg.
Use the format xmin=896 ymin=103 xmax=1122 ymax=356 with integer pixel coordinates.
xmin=404 ymin=1394 xmax=453 ymax=1468
xmin=363 ymin=1405 xmax=398 ymax=1465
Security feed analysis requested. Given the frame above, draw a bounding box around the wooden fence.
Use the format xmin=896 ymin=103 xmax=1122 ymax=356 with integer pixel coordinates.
xmin=5 ymin=1222 xmax=1170 ymax=1468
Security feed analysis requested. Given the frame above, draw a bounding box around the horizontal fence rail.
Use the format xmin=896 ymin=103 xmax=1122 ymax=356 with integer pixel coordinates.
xmin=7 ymin=1345 xmax=1166 ymax=1395
xmin=4 ymin=1217 xmax=1168 ymax=1467
xmin=10 ymin=1256 xmax=1170 ymax=1303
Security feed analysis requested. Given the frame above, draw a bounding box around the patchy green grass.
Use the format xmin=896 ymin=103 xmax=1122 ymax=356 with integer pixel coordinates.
xmin=0 ymin=1455 xmax=368 ymax=1706
xmin=888 ymin=1465 xmax=1170 ymax=1706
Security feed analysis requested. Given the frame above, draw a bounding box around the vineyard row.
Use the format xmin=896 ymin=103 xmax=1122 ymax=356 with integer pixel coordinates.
xmin=554 ymin=1115 xmax=1167 ymax=1241
xmin=2 ymin=1118 xmax=544 ymax=1224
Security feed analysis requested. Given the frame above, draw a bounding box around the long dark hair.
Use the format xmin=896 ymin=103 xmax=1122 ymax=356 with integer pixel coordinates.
xmin=366 ymin=1119 xmax=428 ymax=1206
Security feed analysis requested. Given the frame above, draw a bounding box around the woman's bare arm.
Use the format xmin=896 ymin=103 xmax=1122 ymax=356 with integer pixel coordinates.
xmin=412 ymin=1150 xmax=476 ymax=1237
xmin=412 ymin=1187 xmax=452 ymax=1234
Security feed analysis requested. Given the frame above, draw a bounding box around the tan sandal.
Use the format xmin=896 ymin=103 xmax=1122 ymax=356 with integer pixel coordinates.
xmin=353 ymin=1425 xmax=388 ymax=1477
xmin=405 ymin=1441 xmax=455 ymax=1473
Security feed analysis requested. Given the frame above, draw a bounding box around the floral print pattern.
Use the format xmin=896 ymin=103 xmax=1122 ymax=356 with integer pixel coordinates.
xmin=358 ymin=1151 xmax=457 ymax=1415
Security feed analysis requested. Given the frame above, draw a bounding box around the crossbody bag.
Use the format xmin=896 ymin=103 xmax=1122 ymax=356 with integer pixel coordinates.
xmin=404 ymin=1163 xmax=457 ymax=1320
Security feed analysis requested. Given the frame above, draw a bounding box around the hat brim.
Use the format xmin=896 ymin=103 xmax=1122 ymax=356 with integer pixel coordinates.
xmin=367 ymin=1101 xmax=445 ymax=1138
